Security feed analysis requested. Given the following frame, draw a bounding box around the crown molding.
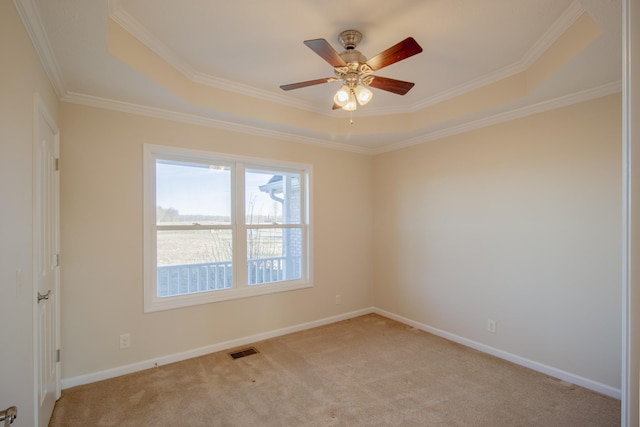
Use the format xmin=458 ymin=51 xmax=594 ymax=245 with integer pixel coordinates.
xmin=189 ymin=70 xmax=331 ymax=115
xmin=61 ymin=92 xmax=372 ymax=155
xmin=411 ymin=1 xmax=586 ymax=111
xmin=374 ymin=80 xmax=622 ymax=155
xmin=13 ymin=0 xmax=66 ymax=97
xmin=28 ymin=0 xmax=613 ymax=157
xmin=410 ymin=62 xmax=525 ymax=112
xmin=520 ymin=0 xmax=585 ymax=68
xmin=107 ymin=5 xmax=330 ymax=116
xmin=60 ymin=79 xmax=620 ymax=158
xmin=16 ymin=0 xmax=592 ymax=120
xmin=107 ymin=0 xmax=588 ymax=118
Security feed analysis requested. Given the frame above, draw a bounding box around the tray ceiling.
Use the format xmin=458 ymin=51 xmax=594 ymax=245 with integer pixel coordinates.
xmin=17 ymin=0 xmax=621 ymax=153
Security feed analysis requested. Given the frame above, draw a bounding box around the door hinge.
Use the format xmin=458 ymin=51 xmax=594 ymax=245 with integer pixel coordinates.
xmin=56 ymin=349 xmax=60 ymax=363
xmin=55 ymin=158 xmax=59 ymax=171
xmin=56 ymin=254 xmax=60 ymax=267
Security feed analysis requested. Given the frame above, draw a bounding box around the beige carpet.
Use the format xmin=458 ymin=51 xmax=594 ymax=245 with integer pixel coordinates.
xmin=50 ymin=314 xmax=620 ymax=426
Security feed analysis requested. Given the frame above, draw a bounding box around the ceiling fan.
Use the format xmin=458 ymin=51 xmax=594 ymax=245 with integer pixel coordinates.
xmin=280 ymin=30 xmax=423 ymax=111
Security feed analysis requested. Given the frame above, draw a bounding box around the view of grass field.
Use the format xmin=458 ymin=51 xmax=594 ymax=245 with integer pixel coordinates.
xmin=156 ymin=203 xmax=288 ymax=267
xmin=153 ymin=159 xmax=305 ymax=295
xmin=157 ymin=228 xmax=284 ymax=267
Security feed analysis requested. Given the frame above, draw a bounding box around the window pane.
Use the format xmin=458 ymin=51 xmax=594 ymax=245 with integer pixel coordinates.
xmin=247 ymin=228 xmax=302 ymax=285
xmin=157 ymin=229 xmax=233 ymax=296
xmin=245 ymin=169 xmax=301 ymax=225
xmin=156 ymin=160 xmax=231 ymax=225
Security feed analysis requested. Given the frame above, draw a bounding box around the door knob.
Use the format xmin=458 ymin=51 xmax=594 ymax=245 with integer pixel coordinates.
xmin=0 ymin=406 xmax=17 ymax=426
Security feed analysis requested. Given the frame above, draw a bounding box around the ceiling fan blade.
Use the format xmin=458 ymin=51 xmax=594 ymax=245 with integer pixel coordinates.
xmin=368 ymin=76 xmax=415 ymax=95
xmin=280 ymin=78 xmax=337 ymax=91
xmin=303 ymin=39 xmax=347 ymax=67
xmin=366 ymin=37 xmax=423 ymax=71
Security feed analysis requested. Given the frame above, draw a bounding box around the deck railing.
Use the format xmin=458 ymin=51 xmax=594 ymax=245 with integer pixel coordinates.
xmin=157 ymin=261 xmax=232 ymax=297
xmin=157 ymin=256 xmax=301 ymax=297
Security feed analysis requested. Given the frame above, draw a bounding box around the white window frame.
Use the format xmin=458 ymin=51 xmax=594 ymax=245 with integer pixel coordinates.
xmin=143 ymin=144 xmax=313 ymax=313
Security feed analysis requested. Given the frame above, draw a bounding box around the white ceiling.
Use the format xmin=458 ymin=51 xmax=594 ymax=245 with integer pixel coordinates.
xmin=17 ymin=0 xmax=621 ymax=153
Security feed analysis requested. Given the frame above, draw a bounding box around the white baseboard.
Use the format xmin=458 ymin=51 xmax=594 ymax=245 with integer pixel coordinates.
xmin=373 ymin=308 xmax=621 ymax=400
xmin=61 ymin=307 xmax=374 ymax=389
xmin=62 ymin=306 xmax=621 ymax=400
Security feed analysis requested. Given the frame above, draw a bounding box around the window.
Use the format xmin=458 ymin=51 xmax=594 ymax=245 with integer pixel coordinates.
xmin=144 ymin=144 xmax=312 ymax=312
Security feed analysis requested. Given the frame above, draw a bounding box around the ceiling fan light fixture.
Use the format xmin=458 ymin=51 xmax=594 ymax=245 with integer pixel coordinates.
xmin=333 ymin=84 xmax=351 ymax=107
xmin=359 ymin=63 xmax=373 ymax=75
xmin=343 ymin=90 xmax=357 ymax=111
xmin=354 ymin=84 xmax=373 ymax=105
xmin=282 ymin=31 xmax=423 ymax=112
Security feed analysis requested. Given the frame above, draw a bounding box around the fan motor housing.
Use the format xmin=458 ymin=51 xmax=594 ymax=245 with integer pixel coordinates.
xmin=340 ymin=49 xmax=367 ymax=64
xmin=338 ymin=29 xmax=362 ymax=50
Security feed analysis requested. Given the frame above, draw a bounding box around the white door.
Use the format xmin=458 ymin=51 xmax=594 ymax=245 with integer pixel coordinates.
xmin=34 ymin=96 xmax=60 ymax=427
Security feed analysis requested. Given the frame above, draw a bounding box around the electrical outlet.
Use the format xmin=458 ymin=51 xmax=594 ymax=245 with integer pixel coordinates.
xmin=335 ymin=294 xmax=341 ymax=305
xmin=119 ymin=333 xmax=131 ymax=349
xmin=487 ymin=319 xmax=497 ymax=334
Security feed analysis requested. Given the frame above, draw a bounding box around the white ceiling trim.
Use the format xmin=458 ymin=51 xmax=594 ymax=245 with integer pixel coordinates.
xmin=18 ymin=0 xmax=616 ymax=156
xmin=13 ymin=0 xmax=66 ymax=97
xmin=107 ymin=0 xmax=587 ymax=117
xmin=18 ymin=0 xmax=590 ymax=121
xmin=411 ymin=0 xmax=586 ymax=111
xmin=520 ymin=0 xmax=585 ymax=68
xmin=375 ymin=80 xmax=622 ymax=155
xmin=107 ymin=1 xmax=330 ymax=116
xmin=60 ymin=91 xmax=371 ymax=155
xmin=61 ymin=80 xmax=620 ymax=157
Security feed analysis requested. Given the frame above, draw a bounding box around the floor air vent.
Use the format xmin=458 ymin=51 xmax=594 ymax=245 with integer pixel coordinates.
xmin=229 ymin=347 xmax=259 ymax=360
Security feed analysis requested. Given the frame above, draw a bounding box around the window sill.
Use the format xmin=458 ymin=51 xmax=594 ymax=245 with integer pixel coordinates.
xmin=144 ymin=280 xmax=313 ymax=313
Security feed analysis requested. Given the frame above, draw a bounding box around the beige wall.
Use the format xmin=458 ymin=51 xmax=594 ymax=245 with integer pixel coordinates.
xmin=59 ymin=103 xmax=374 ymax=379
xmin=60 ymin=95 xmax=622 ymax=394
xmin=623 ymin=0 xmax=640 ymax=422
xmin=0 ymin=2 xmax=59 ymax=426
xmin=373 ymin=94 xmax=622 ymax=390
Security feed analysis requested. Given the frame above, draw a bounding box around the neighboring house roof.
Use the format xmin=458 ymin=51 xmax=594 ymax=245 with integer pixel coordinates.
xmin=259 ymin=175 xmax=283 ymax=194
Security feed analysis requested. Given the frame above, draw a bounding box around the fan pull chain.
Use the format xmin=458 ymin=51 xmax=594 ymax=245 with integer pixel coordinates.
xmin=350 ymin=110 xmax=353 ymax=125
